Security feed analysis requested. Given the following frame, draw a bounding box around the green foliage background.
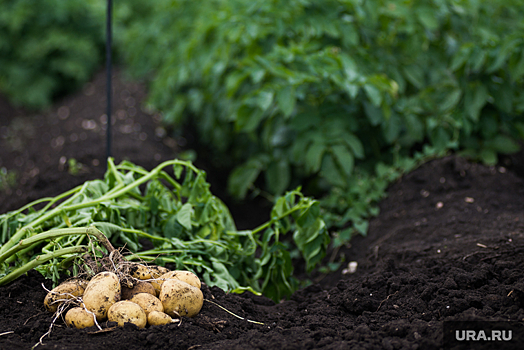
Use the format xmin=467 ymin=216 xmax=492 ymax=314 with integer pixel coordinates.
xmin=0 ymin=0 xmax=105 ymax=109
xmin=119 ymin=0 xmax=524 ymax=243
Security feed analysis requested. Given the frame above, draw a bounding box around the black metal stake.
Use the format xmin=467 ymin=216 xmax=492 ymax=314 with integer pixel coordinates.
xmin=106 ymin=0 xmax=113 ymax=162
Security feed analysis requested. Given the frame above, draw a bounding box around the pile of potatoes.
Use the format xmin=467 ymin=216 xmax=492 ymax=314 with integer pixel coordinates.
xmin=43 ymin=265 xmax=204 ymax=329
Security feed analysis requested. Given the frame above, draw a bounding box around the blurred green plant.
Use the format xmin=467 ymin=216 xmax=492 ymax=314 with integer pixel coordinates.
xmin=119 ymin=0 xmax=524 ymax=244
xmin=66 ymin=158 xmax=87 ymax=176
xmin=0 ymin=168 xmax=17 ymax=193
xmin=0 ymin=0 xmax=105 ymax=109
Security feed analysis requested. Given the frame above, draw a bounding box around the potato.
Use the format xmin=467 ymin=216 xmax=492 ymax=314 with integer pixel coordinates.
xmin=82 ymin=271 xmax=121 ymax=320
xmin=159 ymin=279 xmax=203 ymax=318
xmin=151 ymin=270 xmax=201 ymax=295
xmin=44 ymin=279 xmax=88 ymax=313
xmin=167 ymin=270 xmax=201 ymax=289
xmin=65 ymin=307 xmax=96 ymax=329
xmin=107 ymin=301 xmax=147 ymax=328
xmin=147 ymin=311 xmax=175 ymax=326
xmin=121 ymin=281 xmax=156 ymax=300
xmin=129 ymin=293 xmax=163 ymax=316
xmin=129 ymin=264 xmax=169 ymax=280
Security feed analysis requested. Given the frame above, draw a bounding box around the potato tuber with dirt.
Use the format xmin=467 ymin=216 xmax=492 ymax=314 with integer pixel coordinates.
xmin=147 ymin=310 xmax=177 ymax=326
xmin=43 ymin=264 xmax=207 ymax=332
xmin=65 ymin=307 xmax=96 ymax=329
xmin=129 ymin=293 xmax=164 ymax=317
xmin=43 ymin=279 xmax=88 ymax=313
xmin=121 ymin=280 xmax=156 ymax=300
xmin=129 ymin=264 xmax=169 ymax=280
xmin=108 ymin=301 xmax=147 ymax=328
xmin=151 ymin=270 xmax=201 ymax=295
xmin=82 ymin=271 xmax=121 ymax=320
xmin=159 ymin=278 xmax=204 ymax=318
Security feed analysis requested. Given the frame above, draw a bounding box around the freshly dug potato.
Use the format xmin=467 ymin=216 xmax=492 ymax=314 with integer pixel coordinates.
xmin=44 ymin=279 xmax=89 ymax=313
xmin=129 ymin=264 xmax=169 ymax=280
xmin=159 ymin=279 xmax=203 ymax=318
xmin=147 ymin=311 xmax=175 ymax=326
xmin=65 ymin=307 xmax=96 ymax=329
xmin=151 ymin=270 xmax=201 ymax=295
xmin=129 ymin=293 xmax=163 ymax=316
xmin=82 ymin=271 xmax=121 ymax=320
xmin=121 ymin=281 xmax=156 ymax=300
xmin=107 ymin=301 xmax=147 ymax=328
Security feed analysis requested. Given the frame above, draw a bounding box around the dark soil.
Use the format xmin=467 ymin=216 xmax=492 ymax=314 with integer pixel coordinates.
xmin=1 ymin=69 xmax=524 ymax=350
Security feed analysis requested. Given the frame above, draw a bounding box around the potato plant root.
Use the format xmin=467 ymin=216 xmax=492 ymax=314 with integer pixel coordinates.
xmin=1 ymin=70 xmax=524 ymax=349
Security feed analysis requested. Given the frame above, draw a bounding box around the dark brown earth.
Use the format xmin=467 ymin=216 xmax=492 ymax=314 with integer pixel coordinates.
xmin=1 ymin=69 xmax=524 ymax=350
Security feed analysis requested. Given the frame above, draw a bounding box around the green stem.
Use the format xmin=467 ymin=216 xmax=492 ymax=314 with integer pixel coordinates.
xmin=0 ymin=227 xmax=108 ymax=263
xmin=5 ymin=241 xmax=41 ymax=264
xmin=127 ymin=249 xmax=186 ymax=257
xmin=159 ymin=171 xmax=182 ymax=192
xmin=0 ymin=228 xmax=30 ymax=256
xmin=1 ymin=161 xmax=191 ymax=255
xmin=0 ymin=183 xmax=85 ymax=228
xmin=40 ymin=182 xmax=87 ymax=213
xmin=0 ymin=246 xmax=88 ymax=286
xmin=107 ymin=157 xmax=125 ymax=186
xmin=92 ymin=223 xmax=170 ymax=243
xmin=0 ymin=197 xmax=53 ymax=223
xmin=250 ymin=204 xmax=307 ymax=236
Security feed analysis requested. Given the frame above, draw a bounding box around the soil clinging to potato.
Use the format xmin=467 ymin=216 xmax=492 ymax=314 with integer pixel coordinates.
xmin=1 ymin=70 xmax=524 ymax=350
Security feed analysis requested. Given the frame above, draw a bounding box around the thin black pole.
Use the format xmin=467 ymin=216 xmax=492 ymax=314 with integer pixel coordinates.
xmin=106 ymin=0 xmax=113 ymax=162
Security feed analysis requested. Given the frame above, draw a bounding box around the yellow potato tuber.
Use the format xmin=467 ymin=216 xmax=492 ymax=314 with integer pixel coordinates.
xmin=44 ymin=279 xmax=88 ymax=313
xmin=129 ymin=264 xmax=169 ymax=280
xmin=65 ymin=307 xmax=96 ymax=329
xmin=159 ymin=279 xmax=203 ymax=318
xmin=151 ymin=270 xmax=201 ymax=295
xmin=107 ymin=301 xmax=147 ymax=328
xmin=147 ymin=310 xmax=176 ymax=326
xmin=121 ymin=281 xmax=156 ymax=300
xmin=129 ymin=293 xmax=163 ymax=317
xmin=82 ymin=271 xmax=121 ymax=320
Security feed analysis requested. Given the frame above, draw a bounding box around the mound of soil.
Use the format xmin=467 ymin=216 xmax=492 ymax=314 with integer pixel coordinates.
xmin=1 ymin=70 xmax=524 ymax=350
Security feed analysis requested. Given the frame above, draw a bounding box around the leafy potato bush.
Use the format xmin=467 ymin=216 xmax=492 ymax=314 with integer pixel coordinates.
xmin=1 ymin=159 xmax=325 ymax=303
xmin=120 ymin=0 xmax=524 ymax=252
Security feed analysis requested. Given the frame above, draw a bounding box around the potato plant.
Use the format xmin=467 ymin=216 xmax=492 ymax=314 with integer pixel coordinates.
xmin=0 ymin=158 xmax=328 ymax=302
xmin=119 ymin=0 xmax=524 ymax=247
